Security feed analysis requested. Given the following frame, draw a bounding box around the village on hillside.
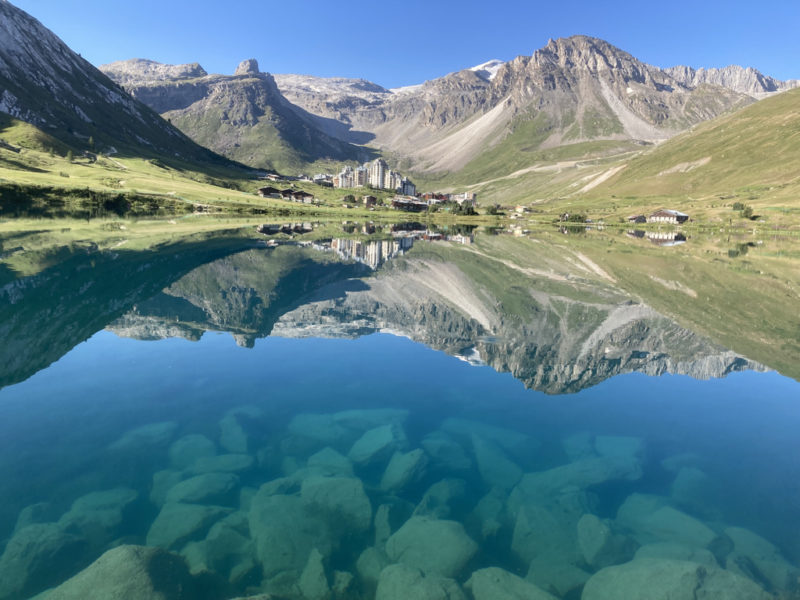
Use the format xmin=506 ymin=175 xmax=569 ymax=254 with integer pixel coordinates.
xmin=256 ymin=158 xmax=478 ymax=212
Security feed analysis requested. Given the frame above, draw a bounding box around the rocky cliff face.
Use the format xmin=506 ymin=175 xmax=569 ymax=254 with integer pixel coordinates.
xmin=665 ymin=65 xmax=800 ymax=98
xmin=100 ymin=58 xmax=368 ymax=171
xmin=105 ymin=244 xmax=762 ymax=394
xmin=0 ymin=2 xmax=225 ymax=161
xmin=275 ymin=36 xmax=756 ymax=172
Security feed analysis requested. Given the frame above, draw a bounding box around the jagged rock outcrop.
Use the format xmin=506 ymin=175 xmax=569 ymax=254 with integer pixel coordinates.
xmin=665 ymin=65 xmax=800 ymax=98
xmin=100 ymin=59 xmax=368 ymax=171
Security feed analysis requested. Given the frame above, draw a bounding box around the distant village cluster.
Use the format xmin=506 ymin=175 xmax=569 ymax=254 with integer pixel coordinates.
xmin=257 ymin=159 xmax=478 ymax=212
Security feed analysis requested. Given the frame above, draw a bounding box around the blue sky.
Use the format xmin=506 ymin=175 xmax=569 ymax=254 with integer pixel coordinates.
xmin=13 ymin=0 xmax=800 ymax=88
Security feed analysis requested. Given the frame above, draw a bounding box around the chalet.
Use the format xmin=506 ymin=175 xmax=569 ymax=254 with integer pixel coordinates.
xmin=263 ymin=173 xmax=282 ymax=182
xmin=627 ymin=214 xmax=647 ymax=224
xmin=363 ymin=195 xmax=377 ymax=207
xmin=648 ymin=209 xmax=689 ymax=224
xmin=280 ymin=189 xmax=296 ymax=200
xmin=257 ymin=186 xmax=281 ymax=198
xmin=392 ymin=197 xmax=428 ymax=212
xmin=291 ymin=190 xmax=315 ymax=204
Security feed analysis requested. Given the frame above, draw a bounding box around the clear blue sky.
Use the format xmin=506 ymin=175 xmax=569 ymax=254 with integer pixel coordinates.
xmin=12 ymin=0 xmax=800 ymax=88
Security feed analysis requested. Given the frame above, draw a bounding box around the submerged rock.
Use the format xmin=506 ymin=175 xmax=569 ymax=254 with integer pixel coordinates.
xmin=511 ymin=503 xmax=583 ymax=565
xmin=299 ymin=548 xmax=331 ymax=600
xmin=333 ymin=408 xmax=409 ymax=431
xmin=300 ymin=476 xmax=372 ymax=532
xmin=151 ymin=470 xmax=186 ymax=506
xmin=724 ymin=526 xmax=800 ymax=592
xmin=466 ymin=567 xmax=557 ymax=600
xmin=13 ymin=503 xmax=60 ymax=534
xmin=348 ymin=424 xmax=406 ymax=466
xmin=616 ymin=494 xmax=717 ymax=548
xmin=108 ymin=421 xmax=177 ymax=451
xmin=440 ymin=418 xmax=535 ymax=458
xmin=146 ymin=503 xmax=231 ymax=550
xmin=470 ymin=434 xmax=522 ymax=490
xmin=526 ymin=557 xmax=590 ymax=598
xmin=634 ymin=542 xmax=718 ymax=566
xmin=169 ymin=434 xmax=217 ymax=469
xmin=374 ymin=501 xmax=414 ymax=549
xmin=380 ymin=449 xmax=428 ymax=492
xmin=670 ymin=467 xmax=716 ymax=516
xmin=414 ymin=479 xmax=467 ymax=519
xmin=165 ymin=473 xmax=239 ymax=506
xmin=180 ymin=512 xmax=255 ymax=585
xmin=594 ymin=435 xmax=645 ymax=460
xmin=376 ymin=564 xmax=466 ymax=600
xmin=577 ymin=513 xmax=637 ymax=569
xmin=58 ymin=487 xmax=139 ymax=550
xmin=470 ymin=487 xmax=507 ymax=540
xmin=31 ymin=545 xmax=211 ymax=600
xmin=582 ymin=558 xmax=771 ymax=600
xmin=288 ymin=413 xmax=353 ymax=447
xmin=248 ymin=490 xmax=333 ymax=591
xmin=307 ymin=447 xmax=354 ymax=477
xmin=421 ymin=432 xmax=472 ymax=471
xmin=385 ymin=516 xmax=477 ymax=578
xmin=219 ymin=415 xmax=249 ymax=454
xmin=356 ymin=547 xmax=391 ymax=591
xmin=0 ymin=523 xmax=89 ymax=600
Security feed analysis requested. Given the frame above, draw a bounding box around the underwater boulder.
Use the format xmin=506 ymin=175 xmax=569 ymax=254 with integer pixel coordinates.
xmin=298 ymin=548 xmax=331 ymax=600
xmin=380 ymin=449 xmax=428 ymax=493
xmin=526 ymin=557 xmax=590 ymax=598
xmin=30 ymin=545 xmax=215 ymax=600
xmin=332 ymin=408 xmax=409 ymax=431
xmin=376 ymin=564 xmax=466 ymax=600
xmin=300 ymin=476 xmax=372 ymax=533
xmin=165 ymin=473 xmax=239 ymax=506
xmin=421 ymin=432 xmax=472 ymax=472
xmin=385 ymin=516 xmax=477 ymax=579
xmin=169 ymin=434 xmax=217 ymax=470
xmin=724 ymin=526 xmax=800 ymax=592
xmin=582 ymin=558 xmax=771 ymax=600
xmin=465 ymin=567 xmax=557 ymax=600
xmin=616 ymin=494 xmax=717 ymax=548
xmin=146 ymin=503 xmax=231 ymax=550
xmin=348 ymin=424 xmax=407 ymax=467
xmin=413 ymin=479 xmax=468 ymax=520
xmin=634 ymin=542 xmax=718 ymax=566
xmin=470 ymin=434 xmax=522 ymax=491
xmin=306 ymin=447 xmax=354 ymax=478
xmin=57 ymin=487 xmax=139 ymax=550
xmin=577 ymin=513 xmax=637 ymax=569
xmin=108 ymin=421 xmax=177 ymax=452
xmin=0 ymin=523 xmax=89 ymax=600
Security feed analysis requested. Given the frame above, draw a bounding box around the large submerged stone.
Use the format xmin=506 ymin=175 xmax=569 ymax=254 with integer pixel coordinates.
xmin=376 ymin=564 xmax=466 ymax=600
xmin=385 ymin=516 xmax=477 ymax=578
xmin=348 ymin=424 xmax=406 ymax=466
xmin=31 ymin=545 xmax=210 ymax=600
xmin=58 ymin=487 xmax=139 ymax=548
xmin=582 ymin=558 xmax=771 ymax=600
xmin=0 ymin=523 xmax=89 ymax=600
xmin=380 ymin=449 xmax=428 ymax=492
xmin=169 ymin=434 xmax=217 ymax=469
xmin=188 ymin=453 xmax=255 ymax=475
xmin=470 ymin=434 xmax=522 ymax=490
xmin=146 ymin=503 xmax=231 ymax=550
xmin=300 ymin=476 xmax=372 ymax=532
xmin=108 ymin=421 xmax=177 ymax=451
xmin=466 ymin=567 xmax=557 ymax=600
xmin=414 ymin=479 xmax=467 ymax=519
xmin=164 ymin=473 xmax=239 ymax=506
xmin=615 ymin=494 xmax=717 ymax=548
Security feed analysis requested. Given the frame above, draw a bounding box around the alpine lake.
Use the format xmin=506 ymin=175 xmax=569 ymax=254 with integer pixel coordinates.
xmin=1 ymin=214 xmax=799 ymax=600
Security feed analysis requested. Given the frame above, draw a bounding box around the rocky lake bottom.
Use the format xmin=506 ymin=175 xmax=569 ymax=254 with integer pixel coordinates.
xmin=0 ymin=331 xmax=798 ymax=600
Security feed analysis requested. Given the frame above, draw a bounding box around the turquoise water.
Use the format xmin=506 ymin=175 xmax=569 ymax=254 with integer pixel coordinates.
xmin=1 ymin=331 xmax=799 ymax=599
xmin=1 ymin=230 xmax=799 ymax=599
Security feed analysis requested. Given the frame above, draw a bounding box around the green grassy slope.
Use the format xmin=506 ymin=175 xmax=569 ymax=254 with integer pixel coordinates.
xmin=585 ymin=87 xmax=800 ymax=218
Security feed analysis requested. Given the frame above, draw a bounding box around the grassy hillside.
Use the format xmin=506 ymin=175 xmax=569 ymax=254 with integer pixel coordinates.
xmin=580 ymin=87 xmax=800 ymax=221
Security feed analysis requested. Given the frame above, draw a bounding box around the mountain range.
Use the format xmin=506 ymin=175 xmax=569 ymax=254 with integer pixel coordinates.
xmin=100 ymin=36 xmax=797 ymax=176
xmin=2 ymin=0 xmax=800 ymax=214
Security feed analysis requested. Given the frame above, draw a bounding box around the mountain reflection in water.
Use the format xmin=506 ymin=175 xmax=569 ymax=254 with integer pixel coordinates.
xmin=0 ymin=222 xmax=798 ymax=600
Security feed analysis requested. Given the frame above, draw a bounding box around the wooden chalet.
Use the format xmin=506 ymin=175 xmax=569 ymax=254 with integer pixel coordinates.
xmin=363 ymin=195 xmax=377 ymax=207
xmin=648 ymin=209 xmax=689 ymax=224
xmin=257 ymin=186 xmax=281 ymax=198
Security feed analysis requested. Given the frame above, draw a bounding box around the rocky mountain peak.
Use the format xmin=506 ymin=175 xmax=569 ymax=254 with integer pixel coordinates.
xmin=99 ymin=59 xmax=208 ymax=87
xmin=234 ymin=58 xmax=260 ymax=76
xmin=664 ymin=64 xmax=800 ymax=97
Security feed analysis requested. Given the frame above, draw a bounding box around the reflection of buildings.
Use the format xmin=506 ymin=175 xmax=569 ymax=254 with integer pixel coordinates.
xmin=330 ymin=238 xmax=414 ymax=270
xmin=647 ymin=231 xmax=687 ymax=246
